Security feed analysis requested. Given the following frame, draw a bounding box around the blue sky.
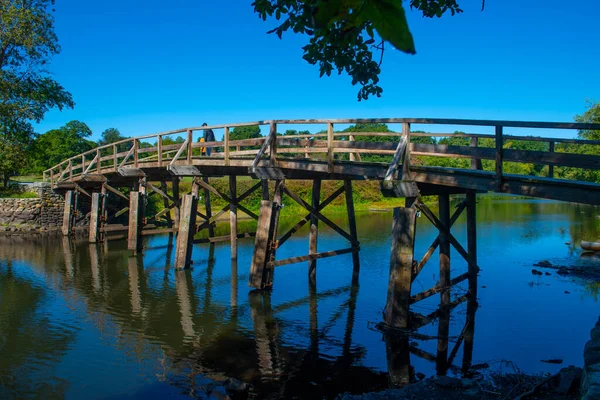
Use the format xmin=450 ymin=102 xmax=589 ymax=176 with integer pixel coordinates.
xmin=36 ymin=0 xmax=600 ymax=140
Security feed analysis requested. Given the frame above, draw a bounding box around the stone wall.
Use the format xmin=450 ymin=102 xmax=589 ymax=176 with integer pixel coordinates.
xmin=582 ymin=316 xmax=600 ymax=399
xmin=0 ymin=182 xmax=67 ymax=234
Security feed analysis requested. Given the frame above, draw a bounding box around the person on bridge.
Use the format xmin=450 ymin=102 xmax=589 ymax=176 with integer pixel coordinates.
xmin=202 ymin=123 xmax=215 ymax=156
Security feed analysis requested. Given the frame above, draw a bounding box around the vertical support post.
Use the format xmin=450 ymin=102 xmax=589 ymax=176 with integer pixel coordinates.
xmin=96 ymin=148 xmax=101 ymax=173
xmin=113 ymin=144 xmax=117 ymax=171
xmin=462 ymin=299 xmax=478 ymax=372
xmin=269 ymin=122 xmax=277 ymax=167
xmin=202 ymin=177 xmax=214 ymax=237
xmin=344 ymin=180 xmax=360 ymax=285
xmin=81 ymin=154 xmax=85 ymax=174
xmin=157 ymin=135 xmax=163 ymax=167
xmin=224 ymin=127 xmax=230 ymax=166
xmin=187 ymin=129 xmax=193 ymax=163
xmin=133 ymin=139 xmax=139 ymax=168
xmin=401 ymin=122 xmax=411 ymax=179
xmin=349 ymin=135 xmax=356 ymax=162
xmin=466 ymin=190 xmax=478 ymax=300
xmin=495 ymin=126 xmax=503 ymax=191
xmin=69 ymin=160 xmax=73 ymax=180
xmin=261 ymin=179 xmax=270 ymax=200
xmin=100 ymin=184 xmax=107 ymax=242
xmin=174 ymin=194 xmax=198 ymax=269
xmin=127 ymin=190 xmax=144 ymax=253
xmin=249 ymin=180 xmax=284 ymax=290
xmin=385 ymin=205 xmax=417 ymax=328
xmin=327 ymin=122 xmax=334 ymax=172
xmin=470 ymin=136 xmax=483 ymax=170
xmin=437 ymin=193 xmax=451 ymax=375
xmin=172 ymin=178 xmax=180 ymax=230
xmin=548 ymin=141 xmax=555 ymax=178
xmin=308 ymin=179 xmax=321 ymax=285
xmin=230 ymin=175 xmax=238 ymax=260
xmin=62 ymin=190 xmax=74 ymax=236
xmin=160 ymin=181 xmax=174 ymax=240
xmin=89 ymin=192 xmax=101 ymax=243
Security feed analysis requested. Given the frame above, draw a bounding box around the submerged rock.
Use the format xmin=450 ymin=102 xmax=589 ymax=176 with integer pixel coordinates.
xmin=433 ymin=375 xmax=461 ymax=388
xmin=556 ymin=366 xmax=582 ymax=394
xmin=535 ymin=260 xmax=553 ymax=268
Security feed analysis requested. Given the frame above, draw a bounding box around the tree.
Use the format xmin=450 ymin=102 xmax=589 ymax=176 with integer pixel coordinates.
xmin=0 ymin=0 xmax=74 ymax=180
xmin=30 ymin=120 xmax=96 ymax=172
xmin=230 ymin=125 xmax=261 ymax=141
xmin=98 ymin=128 xmax=126 ymax=146
xmin=253 ymin=0 xmax=467 ymax=100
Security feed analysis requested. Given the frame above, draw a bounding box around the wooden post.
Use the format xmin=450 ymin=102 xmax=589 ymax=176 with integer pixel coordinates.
xmin=385 ymin=206 xmax=417 ymax=328
xmin=327 ymin=122 xmax=334 ymax=172
xmin=96 ymin=148 xmax=101 ymax=173
xmin=62 ymin=190 xmax=74 ymax=236
xmin=113 ymin=144 xmax=117 ymax=171
xmin=437 ymin=193 xmax=451 ymax=375
xmin=462 ymin=299 xmax=477 ymax=372
xmin=134 ymin=139 xmax=139 ymax=168
xmin=89 ymin=192 xmax=101 ymax=243
xmin=158 ymin=135 xmax=163 ymax=167
xmin=261 ymin=179 xmax=270 ymax=200
xmin=349 ymin=135 xmax=356 ymax=162
xmin=230 ymin=175 xmax=238 ymax=260
xmin=466 ymin=190 xmax=478 ymax=300
xmin=386 ymin=336 xmax=411 ymax=387
xmin=127 ymin=191 xmax=144 ymax=253
xmin=401 ymin=123 xmax=411 ymax=179
xmin=495 ymin=126 xmax=503 ymax=191
xmin=249 ymin=200 xmax=274 ymax=289
xmin=100 ymin=184 xmax=107 ymax=242
xmin=269 ymin=122 xmax=277 ymax=167
xmin=224 ymin=127 xmax=230 ymax=165
xmin=187 ymin=129 xmax=193 ymax=163
xmin=69 ymin=160 xmax=73 ymax=180
xmin=174 ymin=194 xmax=198 ymax=269
xmin=160 ymin=181 xmax=174 ymax=239
xmin=548 ymin=141 xmax=555 ymax=178
xmin=309 ymin=179 xmax=321 ymax=285
xmin=470 ymin=137 xmax=483 ymax=170
xmin=344 ymin=180 xmax=360 ymax=284
xmin=202 ymin=177 xmax=214 ymax=237
xmin=81 ymin=154 xmax=85 ymax=174
xmin=172 ymin=178 xmax=180 ymax=230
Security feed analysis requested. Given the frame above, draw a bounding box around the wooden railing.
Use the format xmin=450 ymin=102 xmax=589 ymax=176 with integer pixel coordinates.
xmin=43 ymin=118 xmax=600 ymax=187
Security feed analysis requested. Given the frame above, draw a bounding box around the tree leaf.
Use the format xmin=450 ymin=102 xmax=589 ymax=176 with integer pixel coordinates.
xmin=363 ymin=0 xmax=416 ymax=54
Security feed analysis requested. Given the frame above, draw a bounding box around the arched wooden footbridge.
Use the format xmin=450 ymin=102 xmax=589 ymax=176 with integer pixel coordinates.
xmin=44 ymin=117 xmax=600 ymax=330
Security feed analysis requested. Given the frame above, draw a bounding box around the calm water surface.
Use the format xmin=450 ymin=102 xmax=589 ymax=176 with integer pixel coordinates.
xmin=0 ymin=197 xmax=599 ymax=399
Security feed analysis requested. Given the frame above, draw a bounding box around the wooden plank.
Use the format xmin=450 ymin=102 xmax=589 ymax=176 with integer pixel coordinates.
xmin=118 ymin=143 xmax=136 ymax=168
xmin=186 ymin=129 xmax=193 ymax=163
xmin=344 ymin=180 xmax=360 ymax=283
xmin=224 ymin=127 xmax=230 ymax=166
xmin=230 ymin=175 xmax=238 ymax=260
xmin=503 ymin=147 xmax=600 ymax=169
xmin=172 ymin=178 xmax=180 ymax=230
xmin=174 ymin=194 xmax=198 ymax=269
xmin=202 ymin=177 xmax=215 ymax=237
xmin=166 ymin=165 xmax=202 ymax=175
xmin=272 ymin=247 xmax=356 ymax=267
xmin=412 ymin=200 xmax=467 ymax=282
xmin=62 ymin=191 xmax=74 ymax=236
xmin=269 ymin=122 xmax=277 ymax=167
xmin=160 ymin=181 xmax=174 ymax=236
xmin=309 ymin=179 xmax=321 ymax=283
xmin=249 ymin=200 xmax=274 ymax=289
xmin=470 ymin=137 xmax=483 ymax=170
xmin=384 ymin=133 xmax=408 ymax=181
xmin=141 ymin=227 xmax=178 ymax=236
xmin=410 ymin=272 xmax=469 ymax=304
xmin=284 ymin=187 xmax=358 ymax=246
xmin=251 ymin=132 xmax=274 ymax=171
xmin=401 ymin=122 xmax=411 ymax=179
xmin=439 ymin=193 xmax=451 ymax=306
xmin=385 ymin=207 xmax=417 ymax=329
xmin=100 ymin=224 xmax=128 ymax=233
xmin=89 ymin=192 xmax=101 ymax=243
xmin=169 ymin=138 xmax=189 ymax=165
xmin=495 ymin=126 xmax=503 ymax=191
xmin=157 ymin=135 xmax=163 ymax=167
xmin=193 ymin=232 xmax=256 ymax=244
xmin=466 ymin=191 xmax=478 ymax=300
xmin=104 ymin=184 xmax=129 ymax=201
xmin=277 ymin=185 xmax=345 ymax=247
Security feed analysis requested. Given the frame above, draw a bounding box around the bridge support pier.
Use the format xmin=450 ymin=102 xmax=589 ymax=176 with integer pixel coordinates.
xmin=62 ymin=190 xmax=76 ymax=236
xmin=127 ymin=183 xmax=145 ymax=253
xmin=89 ymin=192 xmax=102 ymax=243
xmin=174 ymin=193 xmax=198 ymax=269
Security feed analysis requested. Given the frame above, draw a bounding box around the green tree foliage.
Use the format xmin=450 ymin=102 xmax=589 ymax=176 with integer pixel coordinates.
xmin=0 ymin=0 xmax=74 ymax=182
xmin=252 ymin=0 xmax=464 ymax=100
xmin=162 ymin=136 xmax=185 ymax=146
xmin=98 ymin=128 xmax=126 ymax=146
xmin=30 ymin=120 xmax=96 ymax=172
xmin=555 ymin=100 xmax=600 ymax=182
xmin=230 ymin=125 xmax=262 ymax=141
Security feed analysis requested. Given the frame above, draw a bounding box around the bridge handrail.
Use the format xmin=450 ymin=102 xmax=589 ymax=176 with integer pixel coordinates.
xmin=42 ymin=117 xmax=600 ymax=185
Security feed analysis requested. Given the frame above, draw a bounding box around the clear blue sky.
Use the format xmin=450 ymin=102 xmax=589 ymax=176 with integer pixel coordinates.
xmin=36 ymin=0 xmax=600 ymax=140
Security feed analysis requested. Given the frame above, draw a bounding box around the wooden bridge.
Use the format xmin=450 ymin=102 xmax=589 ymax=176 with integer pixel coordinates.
xmin=43 ymin=117 xmax=600 ymax=330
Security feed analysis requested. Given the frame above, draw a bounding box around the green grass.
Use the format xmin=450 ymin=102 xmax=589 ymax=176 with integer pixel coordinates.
xmin=0 ymin=189 xmax=38 ymax=199
xmin=10 ymin=175 xmax=43 ymax=183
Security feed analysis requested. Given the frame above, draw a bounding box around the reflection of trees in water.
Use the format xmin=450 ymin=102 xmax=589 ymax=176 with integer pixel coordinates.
xmin=0 ymin=262 xmax=77 ymax=398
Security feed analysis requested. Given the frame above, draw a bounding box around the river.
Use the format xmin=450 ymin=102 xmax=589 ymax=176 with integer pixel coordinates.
xmin=0 ymin=196 xmax=599 ymax=399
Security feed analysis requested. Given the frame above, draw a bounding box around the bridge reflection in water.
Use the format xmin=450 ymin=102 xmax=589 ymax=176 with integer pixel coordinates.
xmin=13 ymin=234 xmax=477 ymax=397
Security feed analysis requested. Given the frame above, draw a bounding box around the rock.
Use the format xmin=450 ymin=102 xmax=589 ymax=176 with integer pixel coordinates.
xmin=584 ymin=340 xmax=600 ymax=367
xmin=565 ymin=242 xmax=571 ymax=245
xmin=565 ymin=291 xmax=571 ymax=294
xmin=582 ymin=364 xmax=600 ymax=394
xmin=481 ymin=286 xmax=486 ymax=288
xmin=433 ymin=375 xmax=461 ymax=388
xmin=461 ymin=378 xmax=476 ymax=388
xmin=532 ymin=269 xmax=544 ymax=276
xmin=536 ymin=260 xmax=552 ymax=267
xmin=593 ymin=327 xmax=600 ymax=342
xmin=556 ymin=366 xmax=582 ymax=394
xmin=557 ymin=267 xmax=570 ymax=276
xmin=416 ymin=372 xmax=426 ymax=380
xmin=545 ymin=272 xmax=552 ymax=276
xmin=541 ymin=359 xmax=563 ymax=364
xmin=224 ymin=378 xmax=249 ymax=393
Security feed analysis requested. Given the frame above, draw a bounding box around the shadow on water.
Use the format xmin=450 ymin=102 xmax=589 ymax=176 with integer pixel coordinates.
xmin=0 ymin=197 xmax=599 ymax=398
